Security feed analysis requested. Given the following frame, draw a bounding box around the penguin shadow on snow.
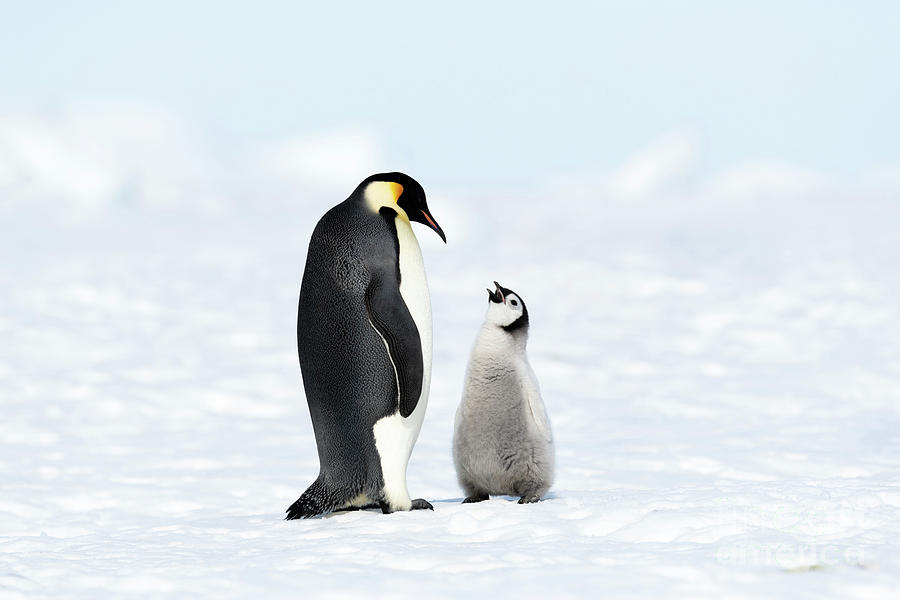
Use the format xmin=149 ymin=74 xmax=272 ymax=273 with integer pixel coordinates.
xmin=442 ymin=493 xmax=558 ymax=506
xmin=315 ymin=494 xmax=559 ymax=519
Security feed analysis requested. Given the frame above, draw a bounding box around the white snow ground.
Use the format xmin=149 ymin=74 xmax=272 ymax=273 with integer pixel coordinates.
xmin=2 ymin=166 xmax=900 ymax=599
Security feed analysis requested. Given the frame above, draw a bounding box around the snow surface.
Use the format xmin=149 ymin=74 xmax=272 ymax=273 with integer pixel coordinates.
xmin=2 ymin=152 xmax=900 ymax=598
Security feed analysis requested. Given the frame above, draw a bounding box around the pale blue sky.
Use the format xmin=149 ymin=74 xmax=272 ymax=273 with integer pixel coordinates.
xmin=2 ymin=0 xmax=898 ymax=186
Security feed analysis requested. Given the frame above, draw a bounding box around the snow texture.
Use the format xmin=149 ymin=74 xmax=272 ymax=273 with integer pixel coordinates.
xmin=2 ymin=133 xmax=900 ymax=598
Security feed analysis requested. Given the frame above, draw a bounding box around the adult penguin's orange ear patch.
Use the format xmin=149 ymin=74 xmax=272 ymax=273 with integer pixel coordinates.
xmin=364 ymin=181 xmax=405 ymax=213
xmin=387 ymin=182 xmax=404 ymax=202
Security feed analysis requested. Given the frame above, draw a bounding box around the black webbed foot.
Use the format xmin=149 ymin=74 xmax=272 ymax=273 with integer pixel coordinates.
xmin=411 ymin=498 xmax=434 ymax=511
xmin=462 ymin=493 xmax=489 ymax=504
xmin=517 ymin=495 xmax=541 ymax=504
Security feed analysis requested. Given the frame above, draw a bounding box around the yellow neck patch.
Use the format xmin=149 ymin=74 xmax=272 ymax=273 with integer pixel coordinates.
xmin=364 ymin=181 xmax=407 ymax=219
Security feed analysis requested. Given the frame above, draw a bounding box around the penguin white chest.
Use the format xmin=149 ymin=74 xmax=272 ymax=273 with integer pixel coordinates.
xmin=395 ymin=219 xmax=433 ymax=378
xmin=371 ymin=218 xmax=432 ymax=509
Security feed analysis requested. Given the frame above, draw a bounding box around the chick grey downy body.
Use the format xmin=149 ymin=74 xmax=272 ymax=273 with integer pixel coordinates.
xmin=453 ymin=282 xmax=554 ymax=504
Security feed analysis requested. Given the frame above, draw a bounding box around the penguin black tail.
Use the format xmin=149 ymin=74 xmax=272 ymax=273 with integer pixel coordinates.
xmin=285 ymin=476 xmax=342 ymax=520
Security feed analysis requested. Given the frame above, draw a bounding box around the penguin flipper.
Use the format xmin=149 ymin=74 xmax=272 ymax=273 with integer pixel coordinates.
xmin=365 ymin=278 xmax=424 ymax=418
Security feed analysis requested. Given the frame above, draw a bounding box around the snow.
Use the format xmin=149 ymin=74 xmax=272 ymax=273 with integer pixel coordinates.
xmin=2 ymin=139 xmax=900 ymax=598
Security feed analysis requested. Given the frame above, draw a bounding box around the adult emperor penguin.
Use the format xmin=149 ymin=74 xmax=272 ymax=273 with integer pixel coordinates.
xmin=453 ymin=282 xmax=554 ymax=504
xmin=286 ymin=172 xmax=445 ymax=519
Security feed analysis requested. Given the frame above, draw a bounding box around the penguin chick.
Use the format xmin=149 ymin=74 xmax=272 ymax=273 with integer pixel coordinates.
xmin=453 ymin=282 xmax=554 ymax=504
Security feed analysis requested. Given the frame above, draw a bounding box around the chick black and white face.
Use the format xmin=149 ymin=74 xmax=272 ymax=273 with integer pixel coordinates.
xmin=486 ymin=281 xmax=529 ymax=331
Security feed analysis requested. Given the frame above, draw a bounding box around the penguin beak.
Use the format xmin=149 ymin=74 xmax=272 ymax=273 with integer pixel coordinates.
xmin=418 ymin=209 xmax=447 ymax=243
xmin=487 ymin=281 xmax=504 ymax=303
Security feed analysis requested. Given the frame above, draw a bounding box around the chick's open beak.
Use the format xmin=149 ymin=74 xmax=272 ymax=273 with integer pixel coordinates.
xmin=487 ymin=281 xmax=505 ymax=303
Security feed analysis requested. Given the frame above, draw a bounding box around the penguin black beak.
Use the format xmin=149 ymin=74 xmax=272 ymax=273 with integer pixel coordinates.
xmin=419 ymin=209 xmax=447 ymax=243
xmin=488 ymin=281 xmax=504 ymax=303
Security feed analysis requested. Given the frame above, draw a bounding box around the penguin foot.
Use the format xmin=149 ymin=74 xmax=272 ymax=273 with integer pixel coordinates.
xmin=462 ymin=493 xmax=489 ymax=504
xmin=517 ymin=495 xmax=541 ymax=504
xmin=411 ymin=498 xmax=434 ymax=511
xmin=378 ymin=499 xmax=433 ymax=514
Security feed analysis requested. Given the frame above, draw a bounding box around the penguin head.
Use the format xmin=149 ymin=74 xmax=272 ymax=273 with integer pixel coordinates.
xmin=359 ymin=172 xmax=446 ymax=242
xmin=486 ymin=281 xmax=529 ymax=333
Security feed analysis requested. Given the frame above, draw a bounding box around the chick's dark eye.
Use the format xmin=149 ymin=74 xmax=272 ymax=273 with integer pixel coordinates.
xmin=510 ymin=300 xmax=518 ymax=306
